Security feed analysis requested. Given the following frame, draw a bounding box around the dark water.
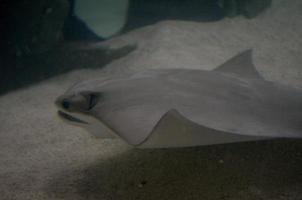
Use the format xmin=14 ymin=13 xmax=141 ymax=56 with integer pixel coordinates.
xmin=1 ymin=0 xmax=271 ymax=95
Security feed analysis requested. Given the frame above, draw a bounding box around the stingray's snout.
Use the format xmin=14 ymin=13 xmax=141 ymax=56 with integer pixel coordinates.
xmin=56 ymin=91 xmax=99 ymax=112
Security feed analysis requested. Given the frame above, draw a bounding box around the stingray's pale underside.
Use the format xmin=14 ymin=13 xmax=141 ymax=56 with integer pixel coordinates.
xmin=56 ymin=50 xmax=302 ymax=148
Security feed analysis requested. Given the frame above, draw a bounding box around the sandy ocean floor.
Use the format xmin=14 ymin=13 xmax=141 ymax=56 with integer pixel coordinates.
xmin=1 ymin=0 xmax=302 ymax=199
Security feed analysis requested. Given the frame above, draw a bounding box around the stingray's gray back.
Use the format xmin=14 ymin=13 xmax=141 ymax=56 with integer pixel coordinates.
xmin=88 ymin=69 xmax=302 ymax=145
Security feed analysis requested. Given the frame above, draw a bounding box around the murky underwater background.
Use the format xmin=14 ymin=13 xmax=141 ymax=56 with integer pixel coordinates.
xmin=0 ymin=0 xmax=302 ymax=199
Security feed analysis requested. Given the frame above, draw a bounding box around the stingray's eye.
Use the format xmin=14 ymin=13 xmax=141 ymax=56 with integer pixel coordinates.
xmin=80 ymin=92 xmax=99 ymax=110
xmin=87 ymin=93 xmax=98 ymax=110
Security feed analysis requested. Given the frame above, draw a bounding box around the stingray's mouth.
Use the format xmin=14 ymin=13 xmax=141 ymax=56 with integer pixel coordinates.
xmin=58 ymin=110 xmax=89 ymax=124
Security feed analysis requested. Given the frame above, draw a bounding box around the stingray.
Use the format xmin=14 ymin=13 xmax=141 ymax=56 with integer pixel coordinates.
xmin=55 ymin=50 xmax=302 ymax=148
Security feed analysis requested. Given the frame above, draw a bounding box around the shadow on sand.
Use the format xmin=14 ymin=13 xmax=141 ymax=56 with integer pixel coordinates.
xmin=46 ymin=139 xmax=302 ymax=200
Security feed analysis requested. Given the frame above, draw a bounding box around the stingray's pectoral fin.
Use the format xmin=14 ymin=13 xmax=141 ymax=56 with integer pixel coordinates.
xmin=138 ymin=109 xmax=268 ymax=148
